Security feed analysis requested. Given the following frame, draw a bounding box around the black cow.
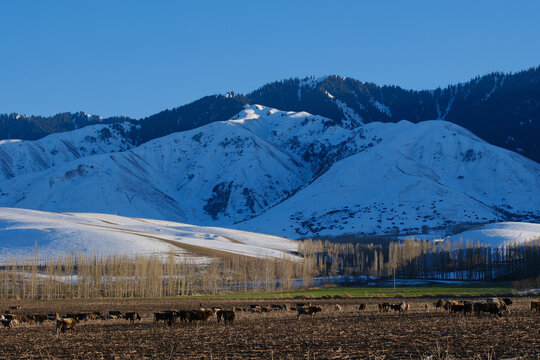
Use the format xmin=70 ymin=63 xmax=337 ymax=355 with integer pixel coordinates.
xmin=125 ymin=312 xmax=141 ymax=322
xmin=217 ymin=310 xmax=235 ymax=325
xmin=297 ymin=306 xmax=322 ymax=319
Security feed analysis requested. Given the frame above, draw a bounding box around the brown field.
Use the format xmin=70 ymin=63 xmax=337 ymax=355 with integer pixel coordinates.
xmin=0 ymin=297 xmax=539 ymax=359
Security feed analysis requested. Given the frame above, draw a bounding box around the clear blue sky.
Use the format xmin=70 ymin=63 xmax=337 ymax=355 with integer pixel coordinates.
xmin=1 ymin=1 xmax=539 ymax=118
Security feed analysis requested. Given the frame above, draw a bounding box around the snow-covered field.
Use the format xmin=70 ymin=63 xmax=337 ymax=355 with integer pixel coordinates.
xmin=447 ymin=222 xmax=540 ymax=247
xmin=0 ymin=208 xmax=299 ymax=262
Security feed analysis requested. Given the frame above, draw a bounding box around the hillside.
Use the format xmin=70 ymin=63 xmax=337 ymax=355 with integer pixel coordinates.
xmin=0 ymin=208 xmax=299 ymax=261
xmin=447 ymin=222 xmax=540 ymax=247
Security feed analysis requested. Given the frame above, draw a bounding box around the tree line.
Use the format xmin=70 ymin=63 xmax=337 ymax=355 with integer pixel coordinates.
xmin=301 ymin=237 xmax=540 ymax=282
xmin=1 ymin=236 xmax=538 ymax=300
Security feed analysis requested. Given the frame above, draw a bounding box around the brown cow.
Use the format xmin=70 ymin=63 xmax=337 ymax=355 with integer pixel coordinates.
xmin=28 ymin=313 xmax=47 ymax=323
xmin=86 ymin=312 xmax=101 ymax=320
xmin=531 ymin=301 xmax=540 ymax=313
xmin=434 ymin=299 xmax=446 ymax=309
xmin=378 ymin=302 xmax=391 ymax=312
xmin=55 ymin=313 xmax=79 ymax=333
xmin=450 ymin=302 xmax=473 ymax=315
xmin=297 ymin=306 xmax=322 ymax=319
xmin=188 ymin=310 xmax=213 ymax=323
xmin=473 ymin=302 xmax=506 ymax=317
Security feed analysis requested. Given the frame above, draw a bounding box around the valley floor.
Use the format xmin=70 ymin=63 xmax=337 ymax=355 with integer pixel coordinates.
xmin=0 ymin=297 xmax=538 ymax=359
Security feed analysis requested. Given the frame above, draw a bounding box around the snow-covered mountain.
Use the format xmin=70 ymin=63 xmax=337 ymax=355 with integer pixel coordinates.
xmin=0 ymin=105 xmax=538 ymax=238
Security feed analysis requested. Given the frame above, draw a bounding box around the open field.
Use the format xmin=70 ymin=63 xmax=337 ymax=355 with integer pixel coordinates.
xmin=0 ymin=297 xmax=538 ymax=359
xmin=182 ymin=283 xmax=516 ymax=299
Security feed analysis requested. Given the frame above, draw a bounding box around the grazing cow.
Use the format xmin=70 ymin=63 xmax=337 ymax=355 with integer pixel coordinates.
xmin=378 ymin=303 xmax=391 ymax=312
xmin=502 ymin=298 xmax=513 ymax=306
xmin=4 ymin=314 xmax=21 ymax=322
xmin=443 ymin=300 xmax=462 ymax=311
xmin=66 ymin=313 xmax=88 ymax=321
xmin=335 ymin=304 xmax=342 ymax=311
xmin=434 ymin=299 xmax=446 ymax=310
xmin=233 ymin=307 xmax=244 ymax=313
xmin=108 ymin=311 xmax=123 ymax=319
xmin=1 ymin=319 xmax=13 ymax=329
xmin=1 ymin=315 xmax=14 ymax=329
xmin=55 ymin=313 xmax=79 ymax=333
xmin=297 ymin=306 xmax=322 ymax=319
xmin=18 ymin=315 xmax=32 ymax=323
xmin=86 ymin=312 xmax=101 ymax=320
xmin=487 ymin=298 xmax=510 ymax=314
xmin=249 ymin=306 xmax=262 ymax=314
xmin=154 ymin=312 xmax=177 ymax=326
xmin=473 ymin=302 xmax=506 ymax=317
xmin=450 ymin=302 xmax=473 ymax=315
xmin=188 ymin=310 xmax=213 ymax=323
xmin=28 ymin=313 xmax=47 ymax=323
xmin=531 ymin=301 xmax=540 ymax=313
xmin=388 ymin=302 xmax=409 ymax=314
xmin=217 ymin=310 xmax=235 ymax=325
xmin=176 ymin=310 xmax=189 ymax=322
xmin=125 ymin=312 xmax=141 ymax=322
xmin=272 ymin=304 xmax=285 ymax=311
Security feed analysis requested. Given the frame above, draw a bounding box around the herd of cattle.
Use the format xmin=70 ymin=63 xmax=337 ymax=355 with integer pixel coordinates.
xmin=1 ymin=299 xmax=538 ymax=334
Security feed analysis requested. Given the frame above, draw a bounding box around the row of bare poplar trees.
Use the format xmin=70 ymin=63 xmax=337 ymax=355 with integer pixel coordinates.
xmin=300 ymin=237 xmax=540 ymax=282
xmin=0 ymin=252 xmax=316 ymax=300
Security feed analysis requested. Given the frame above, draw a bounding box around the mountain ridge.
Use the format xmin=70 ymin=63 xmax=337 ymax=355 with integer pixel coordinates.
xmin=2 ymin=66 xmax=539 ymax=163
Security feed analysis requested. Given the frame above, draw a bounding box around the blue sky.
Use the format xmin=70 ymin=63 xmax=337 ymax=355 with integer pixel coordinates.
xmin=1 ymin=1 xmax=539 ymax=118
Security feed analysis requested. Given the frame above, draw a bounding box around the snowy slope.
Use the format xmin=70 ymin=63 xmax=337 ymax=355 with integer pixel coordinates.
xmin=448 ymin=222 xmax=540 ymax=247
xmin=0 ymin=122 xmax=134 ymax=181
xmin=0 ymin=105 xmax=538 ymax=238
xmin=0 ymin=208 xmax=299 ymax=261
